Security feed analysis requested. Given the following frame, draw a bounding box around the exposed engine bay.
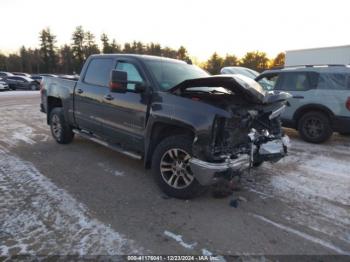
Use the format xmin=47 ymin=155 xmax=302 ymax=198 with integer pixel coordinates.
xmin=170 ymin=75 xmax=292 ymax=186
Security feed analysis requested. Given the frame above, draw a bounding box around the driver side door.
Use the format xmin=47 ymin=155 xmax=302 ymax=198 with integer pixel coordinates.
xmin=101 ymin=59 xmax=150 ymax=153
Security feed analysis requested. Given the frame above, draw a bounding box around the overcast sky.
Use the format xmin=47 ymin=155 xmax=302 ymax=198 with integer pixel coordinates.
xmin=1 ymin=0 xmax=349 ymax=60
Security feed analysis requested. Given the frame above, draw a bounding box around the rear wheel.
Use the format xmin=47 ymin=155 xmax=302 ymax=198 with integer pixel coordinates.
xmin=49 ymin=107 xmax=74 ymax=144
xmin=151 ymin=135 xmax=205 ymax=199
xmin=298 ymin=111 xmax=332 ymax=143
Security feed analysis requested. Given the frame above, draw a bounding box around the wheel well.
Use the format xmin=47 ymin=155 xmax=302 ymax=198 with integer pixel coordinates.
xmin=47 ymin=96 xmax=62 ymax=123
xmin=293 ymin=105 xmax=334 ymax=129
xmin=145 ymin=122 xmax=195 ymax=168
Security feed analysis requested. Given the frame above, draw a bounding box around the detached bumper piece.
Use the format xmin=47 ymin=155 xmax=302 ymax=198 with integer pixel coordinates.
xmin=189 ymin=154 xmax=250 ymax=186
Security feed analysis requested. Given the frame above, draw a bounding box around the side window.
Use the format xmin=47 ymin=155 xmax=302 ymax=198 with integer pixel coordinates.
xmin=116 ymin=62 xmax=143 ymax=91
xmin=327 ymin=73 xmax=347 ymax=90
xmin=257 ymin=74 xmax=279 ymax=91
xmin=280 ymin=72 xmax=310 ymax=91
xmin=84 ymin=58 xmax=114 ymax=86
xmin=316 ymin=74 xmax=328 ymax=89
xmin=347 ymin=75 xmax=350 ymax=89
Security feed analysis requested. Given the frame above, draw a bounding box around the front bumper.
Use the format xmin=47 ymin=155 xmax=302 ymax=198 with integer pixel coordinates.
xmin=189 ymin=136 xmax=290 ymax=186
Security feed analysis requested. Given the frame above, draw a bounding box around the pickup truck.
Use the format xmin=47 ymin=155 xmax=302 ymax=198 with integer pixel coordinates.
xmin=41 ymin=54 xmax=291 ymax=199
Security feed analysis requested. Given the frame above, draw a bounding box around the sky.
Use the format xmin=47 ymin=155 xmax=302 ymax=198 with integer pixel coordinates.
xmin=1 ymin=0 xmax=349 ymax=61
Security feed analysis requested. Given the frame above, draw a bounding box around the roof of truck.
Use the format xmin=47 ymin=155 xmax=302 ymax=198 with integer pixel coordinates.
xmin=89 ymin=54 xmax=187 ymax=64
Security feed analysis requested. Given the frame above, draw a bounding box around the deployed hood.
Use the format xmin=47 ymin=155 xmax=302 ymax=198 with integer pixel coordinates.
xmin=170 ymin=74 xmax=291 ymax=104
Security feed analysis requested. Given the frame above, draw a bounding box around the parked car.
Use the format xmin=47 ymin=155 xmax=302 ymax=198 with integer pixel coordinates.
xmin=30 ymin=75 xmax=43 ymax=83
xmin=12 ymin=72 xmax=32 ymax=77
xmin=220 ymin=66 xmax=260 ymax=79
xmin=6 ymin=76 xmax=40 ymax=90
xmin=0 ymin=78 xmax=9 ymax=91
xmin=31 ymin=74 xmax=59 ymax=83
xmin=41 ymin=54 xmax=290 ymax=199
xmin=0 ymin=71 xmax=14 ymax=78
xmin=256 ymin=65 xmax=350 ymax=143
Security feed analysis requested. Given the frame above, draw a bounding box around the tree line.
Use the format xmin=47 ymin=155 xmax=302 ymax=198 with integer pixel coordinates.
xmin=0 ymin=26 xmax=285 ymax=75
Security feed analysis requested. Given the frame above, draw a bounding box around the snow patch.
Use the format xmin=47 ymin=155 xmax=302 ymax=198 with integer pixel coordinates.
xmin=97 ymin=162 xmax=124 ymax=177
xmin=251 ymin=141 xmax=350 ymax=246
xmin=164 ymin=231 xmax=197 ymax=249
xmin=0 ymin=90 xmax=40 ymax=97
xmin=252 ymin=214 xmax=350 ymax=255
xmin=0 ymin=148 xmax=142 ymax=255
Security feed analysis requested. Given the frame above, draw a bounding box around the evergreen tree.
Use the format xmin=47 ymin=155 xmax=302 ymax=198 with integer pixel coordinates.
xmin=205 ymin=52 xmax=224 ymax=74
xmin=240 ymin=51 xmax=269 ymax=72
xmin=0 ymin=53 xmax=8 ymax=71
xmin=223 ymin=54 xmax=238 ymax=67
xmin=84 ymin=31 xmax=100 ymax=57
xmin=39 ymin=28 xmax=58 ymax=73
xmin=71 ymin=26 xmax=85 ymax=73
xmin=177 ymin=46 xmax=191 ymax=63
xmin=59 ymin=45 xmax=74 ymax=74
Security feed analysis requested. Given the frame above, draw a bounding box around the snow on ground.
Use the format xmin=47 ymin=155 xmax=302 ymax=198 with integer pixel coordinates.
xmin=0 ymin=90 xmax=40 ymax=97
xmin=248 ymin=134 xmax=350 ymax=246
xmin=0 ymin=147 xmax=143 ymax=255
xmin=0 ymin=104 xmax=47 ymax=147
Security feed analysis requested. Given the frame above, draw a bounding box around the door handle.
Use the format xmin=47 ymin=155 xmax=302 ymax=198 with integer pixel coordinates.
xmin=292 ymin=95 xmax=304 ymax=99
xmin=104 ymin=94 xmax=114 ymax=100
xmin=77 ymin=88 xmax=84 ymax=94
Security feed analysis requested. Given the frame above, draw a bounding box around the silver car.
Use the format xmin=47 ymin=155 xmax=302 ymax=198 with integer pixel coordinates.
xmin=256 ymin=65 xmax=350 ymax=143
xmin=0 ymin=78 xmax=9 ymax=91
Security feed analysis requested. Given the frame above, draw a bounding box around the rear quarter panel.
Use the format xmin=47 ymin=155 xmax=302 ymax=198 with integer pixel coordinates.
xmin=44 ymin=77 xmax=77 ymax=124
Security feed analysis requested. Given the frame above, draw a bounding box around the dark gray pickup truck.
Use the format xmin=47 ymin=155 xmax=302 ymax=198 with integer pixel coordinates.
xmin=41 ymin=54 xmax=291 ymax=199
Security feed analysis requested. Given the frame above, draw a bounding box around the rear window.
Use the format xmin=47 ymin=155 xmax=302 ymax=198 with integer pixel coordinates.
xmin=326 ymin=73 xmax=347 ymax=90
xmin=84 ymin=58 xmax=114 ymax=86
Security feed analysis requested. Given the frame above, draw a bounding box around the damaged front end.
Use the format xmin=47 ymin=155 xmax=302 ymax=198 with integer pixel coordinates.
xmin=171 ymin=74 xmax=291 ymax=186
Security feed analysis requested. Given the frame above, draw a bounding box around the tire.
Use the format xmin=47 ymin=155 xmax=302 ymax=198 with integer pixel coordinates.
xmin=49 ymin=107 xmax=74 ymax=144
xmin=298 ymin=111 xmax=332 ymax=143
xmin=151 ymin=135 xmax=205 ymax=199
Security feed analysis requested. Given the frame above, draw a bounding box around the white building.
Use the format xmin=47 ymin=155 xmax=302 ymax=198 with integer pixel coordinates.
xmin=285 ymin=45 xmax=350 ymax=67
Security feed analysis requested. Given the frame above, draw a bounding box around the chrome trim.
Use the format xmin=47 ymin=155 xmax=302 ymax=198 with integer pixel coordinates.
xmin=73 ymin=129 xmax=142 ymax=160
xmin=189 ymin=155 xmax=250 ymax=186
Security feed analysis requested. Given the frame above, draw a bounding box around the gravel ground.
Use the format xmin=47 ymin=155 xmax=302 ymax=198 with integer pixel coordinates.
xmin=0 ymin=91 xmax=349 ymax=256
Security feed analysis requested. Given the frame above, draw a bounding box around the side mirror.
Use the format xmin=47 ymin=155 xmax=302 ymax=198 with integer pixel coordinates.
xmin=134 ymin=82 xmax=147 ymax=93
xmin=109 ymin=70 xmax=127 ymax=92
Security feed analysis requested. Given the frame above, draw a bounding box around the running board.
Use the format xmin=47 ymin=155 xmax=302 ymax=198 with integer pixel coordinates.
xmin=73 ymin=129 xmax=142 ymax=160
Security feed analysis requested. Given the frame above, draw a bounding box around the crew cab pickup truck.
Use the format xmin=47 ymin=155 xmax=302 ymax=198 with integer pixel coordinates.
xmin=41 ymin=54 xmax=291 ymax=199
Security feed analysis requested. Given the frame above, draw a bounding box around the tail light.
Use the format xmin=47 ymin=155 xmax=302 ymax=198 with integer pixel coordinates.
xmin=346 ymin=97 xmax=350 ymax=111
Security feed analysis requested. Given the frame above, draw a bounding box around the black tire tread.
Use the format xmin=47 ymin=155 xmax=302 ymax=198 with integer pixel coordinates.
xmin=49 ymin=107 xmax=74 ymax=144
xmin=298 ymin=111 xmax=332 ymax=143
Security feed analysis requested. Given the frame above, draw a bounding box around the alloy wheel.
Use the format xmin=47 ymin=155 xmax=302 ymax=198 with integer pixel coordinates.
xmin=160 ymin=148 xmax=194 ymax=189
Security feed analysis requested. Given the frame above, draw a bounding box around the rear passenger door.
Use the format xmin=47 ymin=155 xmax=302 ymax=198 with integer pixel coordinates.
xmin=275 ymin=72 xmax=316 ymax=120
xmin=74 ymin=58 xmax=114 ymax=136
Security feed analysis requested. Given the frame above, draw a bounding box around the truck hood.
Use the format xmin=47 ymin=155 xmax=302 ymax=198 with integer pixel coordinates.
xmin=169 ymin=74 xmax=291 ymax=104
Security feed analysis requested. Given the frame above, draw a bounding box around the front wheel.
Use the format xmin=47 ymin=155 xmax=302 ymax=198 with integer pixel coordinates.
xmin=298 ymin=111 xmax=332 ymax=143
xmin=49 ymin=107 xmax=74 ymax=144
xmin=151 ymin=135 xmax=205 ymax=199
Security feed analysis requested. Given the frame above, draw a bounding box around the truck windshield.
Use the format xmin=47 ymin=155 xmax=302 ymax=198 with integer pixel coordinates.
xmin=145 ymin=60 xmax=209 ymax=90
